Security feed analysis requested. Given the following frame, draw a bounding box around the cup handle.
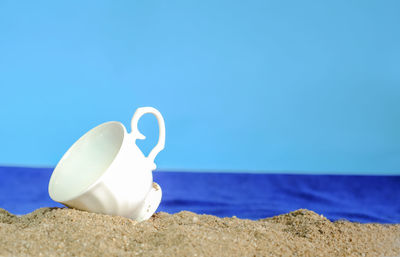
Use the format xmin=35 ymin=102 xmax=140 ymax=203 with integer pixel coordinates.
xmin=131 ymin=107 xmax=166 ymax=164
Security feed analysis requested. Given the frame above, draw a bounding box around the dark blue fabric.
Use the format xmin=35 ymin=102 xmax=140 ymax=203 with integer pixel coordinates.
xmin=0 ymin=166 xmax=399 ymax=223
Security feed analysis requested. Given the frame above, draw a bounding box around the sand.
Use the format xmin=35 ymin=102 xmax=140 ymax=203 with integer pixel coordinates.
xmin=0 ymin=208 xmax=399 ymax=257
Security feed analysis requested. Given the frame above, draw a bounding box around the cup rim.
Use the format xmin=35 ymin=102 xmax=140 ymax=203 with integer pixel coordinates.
xmin=48 ymin=121 xmax=126 ymax=203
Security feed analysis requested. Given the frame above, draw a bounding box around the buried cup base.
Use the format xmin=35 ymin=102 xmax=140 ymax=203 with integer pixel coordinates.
xmin=134 ymin=182 xmax=162 ymax=222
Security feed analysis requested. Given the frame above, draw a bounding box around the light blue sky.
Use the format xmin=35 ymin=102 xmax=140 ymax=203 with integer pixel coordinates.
xmin=0 ymin=1 xmax=399 ymax=174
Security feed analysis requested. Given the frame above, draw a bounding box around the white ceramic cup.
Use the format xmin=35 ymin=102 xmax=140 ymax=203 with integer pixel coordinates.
xmin=48 ymin=107 xmax=165 ymax=221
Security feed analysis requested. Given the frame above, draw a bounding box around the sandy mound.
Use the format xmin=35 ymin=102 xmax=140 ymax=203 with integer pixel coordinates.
xmin=0 ymin=208 xmax=399 ymax=256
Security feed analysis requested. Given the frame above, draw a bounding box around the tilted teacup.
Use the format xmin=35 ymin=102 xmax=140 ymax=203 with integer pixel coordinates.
xmin=48 ymin=107 xmax=165 ymax=221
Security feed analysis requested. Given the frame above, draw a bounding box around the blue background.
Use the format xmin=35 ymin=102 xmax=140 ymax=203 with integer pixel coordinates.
xmin=1 ymin=0 xmax=400 ymax=174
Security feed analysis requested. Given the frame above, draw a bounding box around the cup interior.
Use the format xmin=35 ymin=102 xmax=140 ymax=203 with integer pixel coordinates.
xmin=49 ymin=122 xmax=125 ymax=202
